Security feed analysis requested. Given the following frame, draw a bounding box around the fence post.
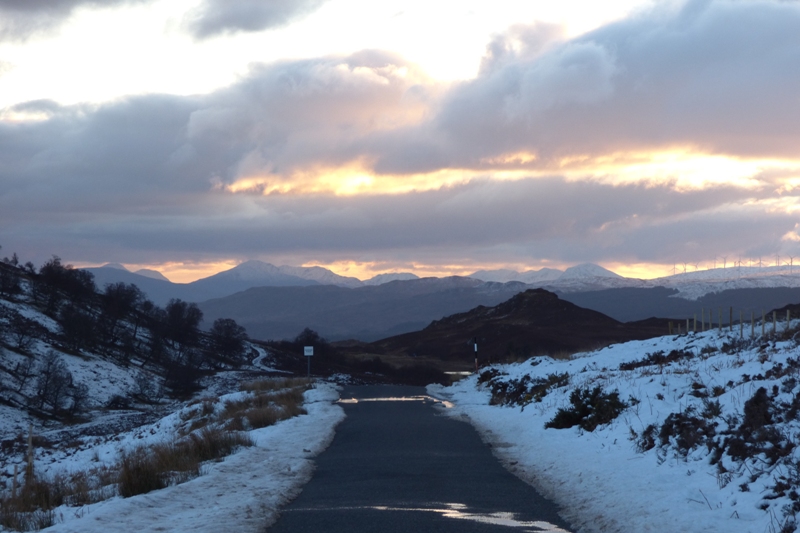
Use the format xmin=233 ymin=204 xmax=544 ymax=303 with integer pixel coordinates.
xmin=668 ymin=321 xmax=673 ymax=335
xmin=694 ymin=314 xmax=697 ymax=332
xmin=740 ymin=310 xmax=743 ymax=338
xmin=762 ymin=310 xmax=766 ymax=338
xmin=751 ymin=311 xmax=754 ymax=339
xmin=718 ymin=308 xmax=722 ymax=333
xmin=774 ymin=311 xmax=778 ymax=336
xmin=701 ymin=308 xmax=705 ymax=331
xmin=729 ymin=307 xmax=733 ymax=332
xmin=788 ymin=310 xmax=792 ymax=334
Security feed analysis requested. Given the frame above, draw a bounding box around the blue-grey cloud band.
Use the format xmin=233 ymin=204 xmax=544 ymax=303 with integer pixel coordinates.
xmin=0 ymin=0 xmax=149 ymax=41
xmin=185 ymin=0 xmax=330 ymax=39
xmin=0 ymin=0 xmax=329 ymax=41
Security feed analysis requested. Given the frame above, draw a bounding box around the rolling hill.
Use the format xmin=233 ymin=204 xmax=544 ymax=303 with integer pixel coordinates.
xmin=367 ymin=288 xmax=670 ymax=362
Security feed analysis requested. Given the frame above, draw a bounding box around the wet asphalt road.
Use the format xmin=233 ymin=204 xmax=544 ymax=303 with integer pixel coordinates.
xmin=266 ymin=385 xmax=574 ymax=532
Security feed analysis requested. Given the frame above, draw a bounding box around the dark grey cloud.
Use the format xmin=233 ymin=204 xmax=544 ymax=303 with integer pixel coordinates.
xmin=185 ymin=0 xmax=329 ymax=39
xmin=2 ymin=158 xmax=796 ymax=270
xmin=0 ymin=0 xmax=149 ymax=41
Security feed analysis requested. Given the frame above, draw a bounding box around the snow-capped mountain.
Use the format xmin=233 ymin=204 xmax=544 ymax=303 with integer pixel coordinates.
xmin=363 ymin=272 xmax=419 ymax=286
xmin=559 ymin=263 xmax=622 ymax=280
xmin=471 ymin=263 xmax=636 ymax=292
xmin=468 ymin=268 xmax=563 ymax=284
xmin=274 ymin=264 xmax=363 ymax=288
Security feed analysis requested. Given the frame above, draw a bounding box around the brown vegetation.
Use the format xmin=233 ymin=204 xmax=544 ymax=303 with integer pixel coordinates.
xmin=0 ymin=377 xmax=311 ymax=531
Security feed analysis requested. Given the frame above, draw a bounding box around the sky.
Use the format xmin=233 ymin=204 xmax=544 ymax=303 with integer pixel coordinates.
xmin=1 ymin=0 xmax=800 ymax=283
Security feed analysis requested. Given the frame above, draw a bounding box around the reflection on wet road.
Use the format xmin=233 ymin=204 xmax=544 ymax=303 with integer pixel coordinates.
xmin=337 ymin=395 xmax=454 ymax=408
xmin=267 ymin=385 xmax=573 ymax=533
xmin=283 ymin=502 xmax=569 ymax=532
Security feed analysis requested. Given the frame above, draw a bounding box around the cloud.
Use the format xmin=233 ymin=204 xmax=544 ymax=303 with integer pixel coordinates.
xmin=185 ymin=0 xmax=329 ymax=39
xmin=370 ymin=0 xmax=800 ymax=174
xmin=3 ymin=1 xmax=800 ymax=273
xmin=0 ymin=0 xmax=149 ymax=41
xmin=0 ymin=51 xmax=436 ymax=248
xmin=186 ymin=51 xmax=435 ymax=189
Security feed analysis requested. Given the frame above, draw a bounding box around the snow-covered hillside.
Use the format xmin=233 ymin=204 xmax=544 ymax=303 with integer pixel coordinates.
xmin=30 ymin=384 xmax=343 ymax=533
xmin=0 ymin=258 xmax=347 ymax=532
xmin=431 ymin=322 xmax=800 ymax=533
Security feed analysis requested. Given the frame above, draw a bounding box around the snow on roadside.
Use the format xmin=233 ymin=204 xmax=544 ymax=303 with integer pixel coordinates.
xmin=37 ymin=384 xmax=344 ymax=533
xmin=430 ymin=329 xmax=800 ymax=533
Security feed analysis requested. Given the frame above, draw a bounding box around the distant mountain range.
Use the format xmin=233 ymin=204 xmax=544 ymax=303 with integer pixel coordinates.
xmin=469 ymin=263 xmax=800 ymax=299
xmin=86 ymin=260 xmax=800 ymax=306
xmin=84 ymin=261 xmax=419 ymax=306
xmin=82 ymin=260 xmax=800 ymax=342
xmin=197 ymin=277 xmax=530 ymax=342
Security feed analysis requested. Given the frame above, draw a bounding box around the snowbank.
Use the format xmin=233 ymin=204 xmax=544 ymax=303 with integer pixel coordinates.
xmin=38 ymin=384 xmax=344 ymax=533
xmin=431 ymin=329 xmax=800 ymax=533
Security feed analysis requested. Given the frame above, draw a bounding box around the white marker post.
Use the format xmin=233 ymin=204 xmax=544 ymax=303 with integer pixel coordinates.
xmin=304 ymin=346 xmax=313 ymax=377
xmin=473 ymin=338 xmax=478 ymax=372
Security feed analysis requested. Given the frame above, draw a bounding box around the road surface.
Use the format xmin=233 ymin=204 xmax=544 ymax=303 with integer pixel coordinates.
xmin=267 ymin=384 xmax=574 ymax=532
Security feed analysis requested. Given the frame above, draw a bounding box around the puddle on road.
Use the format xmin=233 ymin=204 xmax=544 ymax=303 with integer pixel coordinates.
xmin=287 ymin=502 xmax=569 ymax=531
xmin=337 ymin=395 xmax=454 ymax=408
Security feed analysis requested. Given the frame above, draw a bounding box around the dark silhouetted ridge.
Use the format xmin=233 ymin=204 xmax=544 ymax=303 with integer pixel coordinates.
xmin=370 ymin=289 xmax=670 ymax=361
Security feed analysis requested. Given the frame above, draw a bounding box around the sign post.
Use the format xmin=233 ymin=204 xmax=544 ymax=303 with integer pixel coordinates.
xmin=472 ymin=338 xmax=478 ymax=372
xmin=304 ymin=346 xmax=313 ymax=377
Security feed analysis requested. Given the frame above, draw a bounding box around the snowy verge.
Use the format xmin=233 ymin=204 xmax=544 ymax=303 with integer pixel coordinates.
xmin=430 ymin=330 xmax=800 ymax=533
xmin=40 ymin=384 xmax=344 ymax=533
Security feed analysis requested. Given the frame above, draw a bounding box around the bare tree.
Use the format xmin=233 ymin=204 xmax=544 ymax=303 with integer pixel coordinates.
xmin=35 ymin=351 xmax=73 ymax=414
xmin=8 ymin=310 xmax=38 ymax=351
xmin=209 ymin=318 xmax=248 ymax=362
xmin=13 ymin=355 xmax=36 ymax=394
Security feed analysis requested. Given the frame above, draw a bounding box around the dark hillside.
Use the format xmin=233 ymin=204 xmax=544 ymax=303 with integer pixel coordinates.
xmin=369 ymin=289 xmax=670 ymax=362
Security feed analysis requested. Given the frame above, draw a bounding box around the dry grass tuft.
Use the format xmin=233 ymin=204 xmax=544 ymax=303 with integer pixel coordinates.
xmin=0 ymin=464 xmax=115 ymax=531
xmin=119 ymin=428 xmax=253 ymax=498
xmin=245 ymin=406 xmax=282 ymax=429
xmin=1 ymin=429 xmax=253 ymax=529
